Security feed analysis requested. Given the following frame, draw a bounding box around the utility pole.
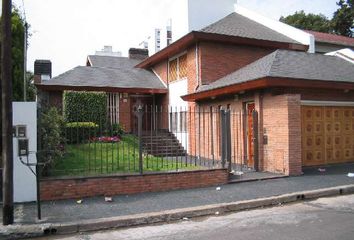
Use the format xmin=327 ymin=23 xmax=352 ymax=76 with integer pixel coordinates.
xmin=1 ymin=0 xmax=14 ymax=225
xmin=23 ymin=23 xmax=28 ymax=102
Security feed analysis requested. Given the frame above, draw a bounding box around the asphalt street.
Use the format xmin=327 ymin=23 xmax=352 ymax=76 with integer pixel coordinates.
xmin=34 ymin=194 xmax=354 ymax=240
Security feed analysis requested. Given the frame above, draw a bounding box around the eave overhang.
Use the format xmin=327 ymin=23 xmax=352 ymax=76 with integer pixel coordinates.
xmin=181 ymin=77 xmax=354 ymax=101
xmin=136 ymin=31 xmax=308 ymax=69
xmin=35 ymin=84 xmax=168 ymax=94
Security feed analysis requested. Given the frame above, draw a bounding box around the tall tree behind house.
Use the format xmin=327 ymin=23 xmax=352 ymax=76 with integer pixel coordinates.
xmin=280 ymin=0 xmax=353 ymax=37
xmin=1 ymin=6 xmax=34 ymax=101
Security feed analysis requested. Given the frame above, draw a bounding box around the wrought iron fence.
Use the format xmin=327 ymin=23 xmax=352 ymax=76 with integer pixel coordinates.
xmin=38 ymin=104 xmax=257 ymax=178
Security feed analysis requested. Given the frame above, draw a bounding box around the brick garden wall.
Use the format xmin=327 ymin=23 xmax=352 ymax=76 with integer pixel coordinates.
xmin=40 ymin=169 xmax=228 ymax=201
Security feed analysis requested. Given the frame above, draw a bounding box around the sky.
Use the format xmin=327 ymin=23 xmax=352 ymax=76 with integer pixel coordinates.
xmin=8 ymin=0 xmax=339 ymax=77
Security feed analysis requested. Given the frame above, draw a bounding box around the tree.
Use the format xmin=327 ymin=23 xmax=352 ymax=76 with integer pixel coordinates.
xmin=280 ymin=10 xmax=332 ymax=33
xmin=1 ymin=5 xmax=32 ymax=101
xmin=332 ymin=0 xmax=354 ymax=37
xmin=280 ymin=1 xmax=353 ymax=37
xmin=26 ymin=71 xmax=36 ymax=101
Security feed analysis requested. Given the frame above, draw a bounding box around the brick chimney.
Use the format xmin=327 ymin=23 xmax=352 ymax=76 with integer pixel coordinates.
xmin=34 ymin=60 xmax=52 ymax=84
xmin=128 ymin=48 xmax=149 ymax=60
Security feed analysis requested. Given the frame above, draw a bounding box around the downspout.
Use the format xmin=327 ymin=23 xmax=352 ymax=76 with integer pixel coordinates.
xmin=195 ymin=42 xmax=200 ymax=90
xmin=258 ymin=91 xmax=264 ymax=172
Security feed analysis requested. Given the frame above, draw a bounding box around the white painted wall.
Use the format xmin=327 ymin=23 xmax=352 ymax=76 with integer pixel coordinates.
xmin=326 ymin=48 xmax=354 ymax=64
xmin=145 ymin=0 xmax=236 ymax=55
xmin=169 ymin=79 xmax=188 ymax=149
xmin=169 ymin=79 xmax=188 ymax=108
xmin=166 ymin=0 xmax=189 ymax=46
xmin=13 ymin=102 xmax=37 ymax=203
xmin=235 ymin=4 xmax=315 ymax=53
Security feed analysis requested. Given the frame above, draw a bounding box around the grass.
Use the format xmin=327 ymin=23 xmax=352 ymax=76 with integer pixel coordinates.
xmin=46 ymin=134 xmax=199 ymax=177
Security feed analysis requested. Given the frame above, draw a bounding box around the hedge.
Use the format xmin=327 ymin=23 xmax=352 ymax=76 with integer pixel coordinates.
xmin=65 ymin=122 xmax=99 ymax=144
xmin=63 ymin=91 xmax=107 ymax=124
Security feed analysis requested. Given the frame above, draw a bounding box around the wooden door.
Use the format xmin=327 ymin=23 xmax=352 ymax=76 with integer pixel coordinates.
xmin=246 ymin=102 xmax=255 ymax=168
xmin=302 ymin=106 xmax=354 ymax=166
xmin=131 ymin=96 xmax=153 ymax=134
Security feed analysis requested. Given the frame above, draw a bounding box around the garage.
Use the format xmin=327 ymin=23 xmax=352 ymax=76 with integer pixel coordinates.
xmin=302 ymin=105 xmax=354 ymax=167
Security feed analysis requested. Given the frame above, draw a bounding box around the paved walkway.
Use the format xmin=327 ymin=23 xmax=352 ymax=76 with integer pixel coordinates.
xmin=2 ymin=163 xmax=354 ymax=224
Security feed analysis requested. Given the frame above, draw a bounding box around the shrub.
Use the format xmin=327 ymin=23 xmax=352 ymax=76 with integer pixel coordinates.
xmin=112 ymin=123 xmax=125 ymax=136
xmin=38 ymin=107 xmax=65 ymax=159
xmin=63 ymin=91 xmax=107 ymax=125
xmin=65 ymin=122 xmax=99 ymax=144
xmin=38 ymin=107 xmax=65 ymax=176
xmin=66 ymin=122 xmax=98 ymax=128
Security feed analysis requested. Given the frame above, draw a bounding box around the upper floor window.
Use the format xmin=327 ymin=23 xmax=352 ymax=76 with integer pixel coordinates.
xmin=168 ymin=54 xmax=187 ymax=82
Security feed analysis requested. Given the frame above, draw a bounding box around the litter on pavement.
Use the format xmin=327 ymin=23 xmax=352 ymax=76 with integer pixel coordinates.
xmin=105 ymin=197 xmax=113 ymax=202
xmin=216 ymin=187 xmax=221 ymax=191
xmin=347 ymin=173 xmax=354 ymax=177
xmin=76 ymin=200 xmax=83 ymax=204
xmin=318 ymin=168 xmax=326 ymax=172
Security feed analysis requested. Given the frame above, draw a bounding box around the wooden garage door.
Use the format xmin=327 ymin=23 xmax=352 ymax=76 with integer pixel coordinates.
xmin=302 ymin=106 xmax=354 ymax=166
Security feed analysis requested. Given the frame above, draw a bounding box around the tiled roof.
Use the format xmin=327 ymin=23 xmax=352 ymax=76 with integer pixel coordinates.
xmin=87 ymin=55 xmax=141 ymax=69
xmin=306 ymin=30 xmax=354 ymax=47
xmin=39 ymin=66 xmax=166 ymax=90
xmin=198 ymin=50 xmax=354 ymax=93
xmin=200 ymin=12 xmax=300 ymax=44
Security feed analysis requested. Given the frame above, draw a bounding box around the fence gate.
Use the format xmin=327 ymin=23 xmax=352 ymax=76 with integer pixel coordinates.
xmin=220 ymin=108 xmax=259 ymax=174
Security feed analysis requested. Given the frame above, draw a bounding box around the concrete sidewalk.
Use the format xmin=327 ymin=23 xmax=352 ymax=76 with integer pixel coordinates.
xmin=4 ymin=163 xmax=354 ymax=224
xmin=0 ymin=163 xmax=354 ymax=238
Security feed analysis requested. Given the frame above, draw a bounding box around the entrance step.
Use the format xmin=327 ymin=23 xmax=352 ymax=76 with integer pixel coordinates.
xmin=142 ymin=130 xmax=186 ymax=157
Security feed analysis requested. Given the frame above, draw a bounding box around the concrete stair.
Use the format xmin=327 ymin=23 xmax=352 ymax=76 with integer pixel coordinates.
xmin=142 ymin=130 xmax=186 ymax=157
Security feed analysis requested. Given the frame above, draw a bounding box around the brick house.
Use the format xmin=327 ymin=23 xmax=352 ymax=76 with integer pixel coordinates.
xmin=136 ymin=12 xmax=354 ymax=176
xmin=36 ymin=11 xmax=354 ymax=176
xmin=35 ymin=48 xmax=168 ymax=133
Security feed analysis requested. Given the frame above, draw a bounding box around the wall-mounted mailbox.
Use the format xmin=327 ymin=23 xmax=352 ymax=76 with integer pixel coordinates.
xmin=18 ymin=138 xmax=29 ymax=156
xmin=12 ymin=127 xmax=17 ymax=137
xmin=263 ymin=135 xmax=268 ymax=145
xmin=17 ymin=125 xmax=27 ymax=138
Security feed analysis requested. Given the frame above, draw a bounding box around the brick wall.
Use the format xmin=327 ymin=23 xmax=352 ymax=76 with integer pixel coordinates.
xmin=262 ymin=93 xmax=302 ymax=175
xmin=48 ymin=91 xmax=63 ymax=110
xmin=199 ymin=42 xmax=273 ymax=85
xmin=272 ymin=88 xmax=354 ymax=102
xmin=155 ymin=94 xmax=169 ymax=129
xmin=119 ymin=95 xmax=131 ymax=132
xmin=40 ymin=169 xmax=228 ymax=201
xmin=193 ymin=99 xmax=246 ymax=161
xmin=300 ymin=88 xmax=354 ymax=102
xmin=152 ymin=60 xmax=168 ymax=85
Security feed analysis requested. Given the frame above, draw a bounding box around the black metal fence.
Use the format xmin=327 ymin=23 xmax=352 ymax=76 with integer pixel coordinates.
xmin=38 ymin=104 xmax=258 ymax=178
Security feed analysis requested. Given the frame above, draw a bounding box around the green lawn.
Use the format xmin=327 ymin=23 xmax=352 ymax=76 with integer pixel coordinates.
xmin=46 ymin=135 xmax=199 ymax=177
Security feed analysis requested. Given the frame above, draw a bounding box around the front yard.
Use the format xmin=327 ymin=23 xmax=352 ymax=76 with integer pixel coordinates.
xmin=45 ymin=135 xmax=198 ymax=177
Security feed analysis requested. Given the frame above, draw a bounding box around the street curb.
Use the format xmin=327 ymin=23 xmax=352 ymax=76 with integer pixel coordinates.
xmin=228 ymin=174 xmax=288 ymax=184
xmin=1 ymin=184 xmax=354 ymax=239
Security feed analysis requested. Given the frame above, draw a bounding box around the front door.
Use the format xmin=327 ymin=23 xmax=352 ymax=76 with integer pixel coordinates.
xmin=131 ymin=96 xmax=153 ymax=134
xmin=246 ymin=102 xmax=255 ymax=168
